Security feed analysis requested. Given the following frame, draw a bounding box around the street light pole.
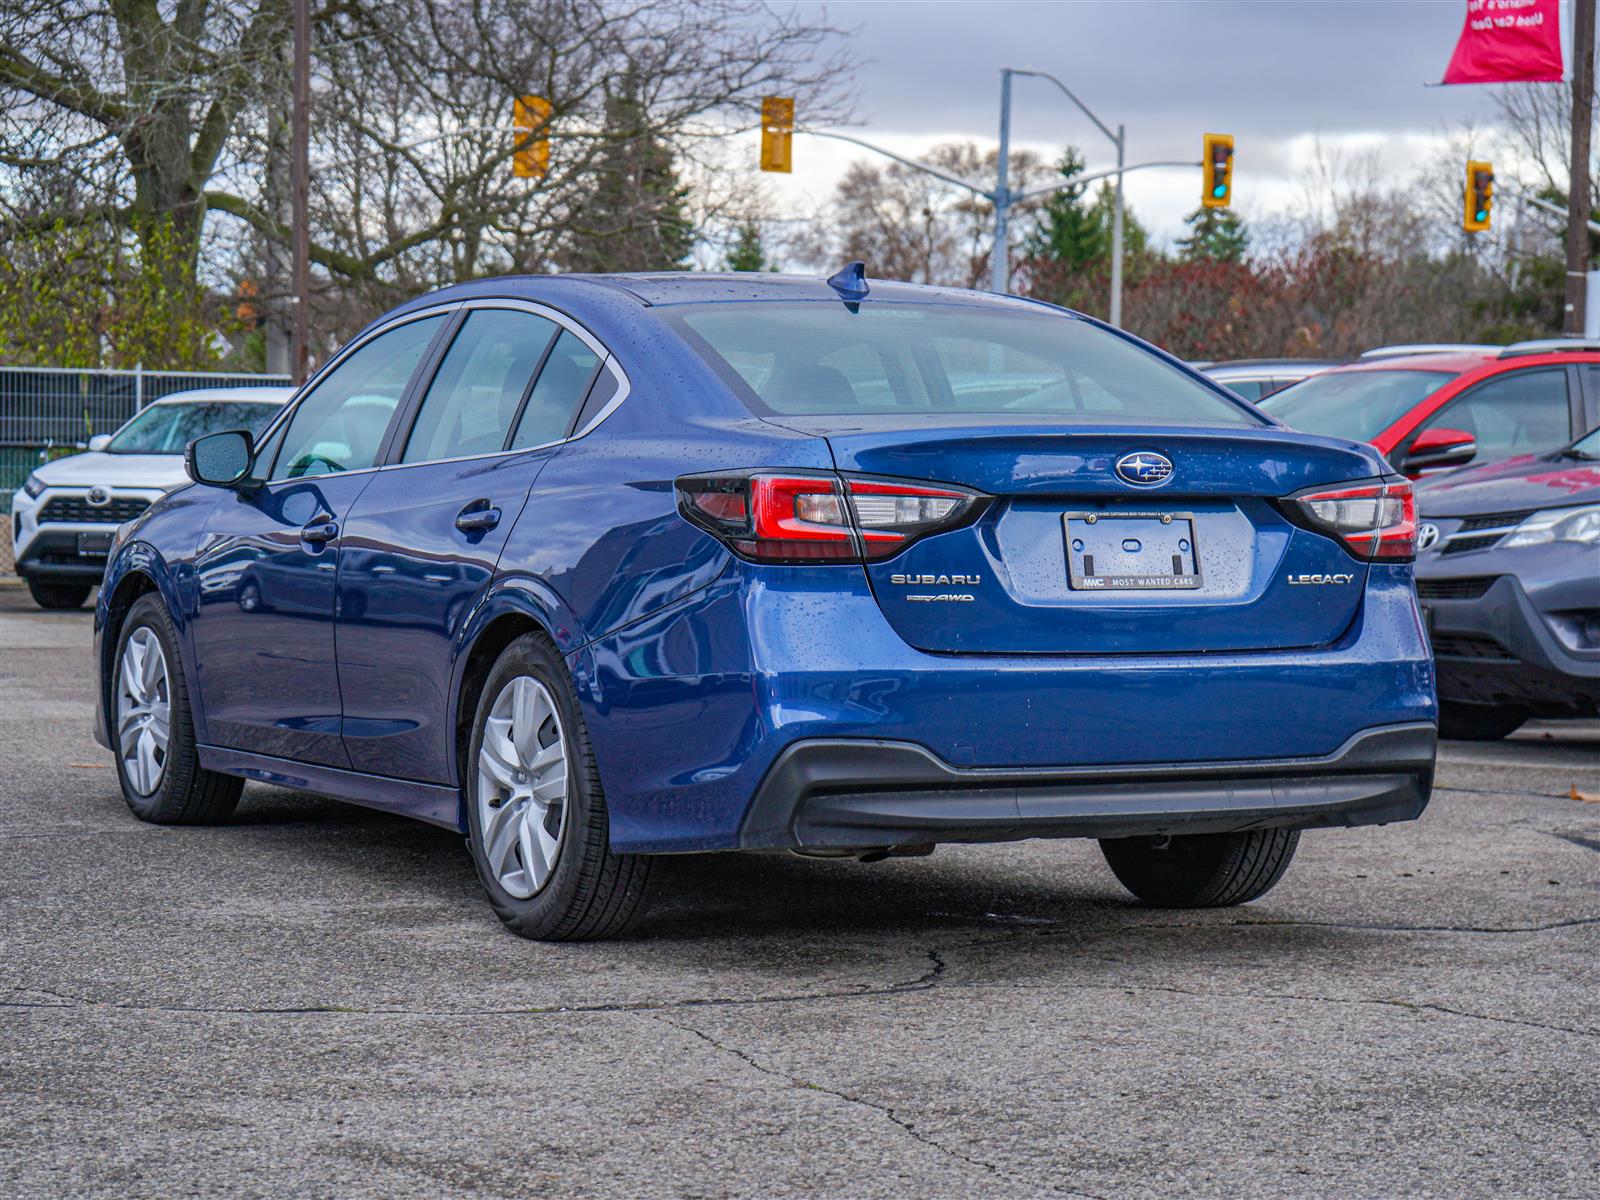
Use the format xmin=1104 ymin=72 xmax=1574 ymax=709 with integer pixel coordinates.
xmin=996 ymin=69 xmax=1128 ymax=325
xmin=1110 ymin=123 xmax=1125 ymax=328
xmin=991 ymin=69 xmax=1013 ymax=295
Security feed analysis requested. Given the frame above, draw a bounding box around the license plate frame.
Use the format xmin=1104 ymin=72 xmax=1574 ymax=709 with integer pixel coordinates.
xmin=1063 ymin=511 xmax=1202 ymax=591
xmin=76 ymin=531 xmax=114 ymax=556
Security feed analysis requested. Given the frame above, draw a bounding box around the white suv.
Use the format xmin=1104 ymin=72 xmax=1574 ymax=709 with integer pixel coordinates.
xmin=11 ymin=387 xmax=291 ymax=609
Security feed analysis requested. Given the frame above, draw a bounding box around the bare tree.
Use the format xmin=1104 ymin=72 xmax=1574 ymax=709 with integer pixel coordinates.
xmin=0 ymin=0 xmax=858 ymax=358
xmin=802 ymin=141 xmax=1043 ymax=288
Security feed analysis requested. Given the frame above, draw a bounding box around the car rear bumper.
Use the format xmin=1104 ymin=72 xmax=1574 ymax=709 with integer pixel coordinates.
xmin=574 ymin=562 xmax=1436 ymax=854
xmin=1421 ymin=573 xmax=1600 ymax=715
xmin=738 ymin=722 xmax=1436 ymax=850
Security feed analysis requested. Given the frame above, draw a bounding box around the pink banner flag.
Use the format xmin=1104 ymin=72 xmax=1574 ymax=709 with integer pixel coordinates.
xmin=1441 ymin=0 xmax=1565 ymax=84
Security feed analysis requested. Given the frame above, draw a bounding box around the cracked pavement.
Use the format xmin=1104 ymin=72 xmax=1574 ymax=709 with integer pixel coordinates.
xmin=1 ymin=591 xmax=1596 ymax=1198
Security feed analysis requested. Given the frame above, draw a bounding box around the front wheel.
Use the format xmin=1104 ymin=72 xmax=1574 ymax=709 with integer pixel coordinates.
xmin=465 ymin=633 xmax=654 ymax=941
xmin=1100 ymin=828 xmax=1299 ymax=908
xmin=28 ymin=579 xmax=91 ymax=609
xmin=112 ymin=594 xmax=243 ymax=823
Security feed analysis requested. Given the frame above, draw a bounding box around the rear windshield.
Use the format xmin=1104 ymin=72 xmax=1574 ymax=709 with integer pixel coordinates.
xmin=1260 ymin=369 xmax=1451 ymax=443
xmin=107 ymin=401 xmax=281 ymax=454
xmin=664 ymin=302 xmax=1259 ymax=426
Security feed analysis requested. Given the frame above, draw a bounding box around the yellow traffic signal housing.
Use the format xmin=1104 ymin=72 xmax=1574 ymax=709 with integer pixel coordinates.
xmin=1463 ymin=160 xmax=1494 ymax=232
xmin=1202 ymin=133 xmax=1234 ymax=209
xmin=760 ymin=96 xmax=794 ymax=173
xmin=513 ymin=95 xmax=551 ymax=179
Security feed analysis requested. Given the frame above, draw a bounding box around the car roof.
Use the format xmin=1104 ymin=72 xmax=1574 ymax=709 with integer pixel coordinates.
xmin=1321 ymin=352 xmax=1495 ymax=375
xmin=1203 ymin=359 xmax=1342 ymax=376
xmin=151 ymin=386 xmax=294 ymax=405
xmin=410 ymin=271 xmax=1051 ymax=312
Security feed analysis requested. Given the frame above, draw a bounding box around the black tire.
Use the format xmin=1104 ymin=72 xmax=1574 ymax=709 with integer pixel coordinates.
xmin=1101 ymin=828 xmax=1300 ymax=908
xmin=111 ymin=593 xmax=243 ymax=824
xmin=28 ymin=579 xmax=91 ymax=609
xmin=465 ymin=633 xmax=654 ymax=941
xmin=1438 ymin=700 xmax=1528 ymax=741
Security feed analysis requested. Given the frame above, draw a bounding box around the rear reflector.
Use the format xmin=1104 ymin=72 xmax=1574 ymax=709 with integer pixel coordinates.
xmin=677 ymin=471 xmax=986 ymax=564
xmin=1290 ymin=479 xmax=1416 ymax=561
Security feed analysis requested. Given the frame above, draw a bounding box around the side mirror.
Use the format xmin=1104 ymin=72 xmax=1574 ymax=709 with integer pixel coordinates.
xmin=186 ymin=429 xmax=255 ymax=488
xmin=1401 ymin=426 xmax=1476 ymax=474
xmin=87 ymin=434 xmax=111 ymax=452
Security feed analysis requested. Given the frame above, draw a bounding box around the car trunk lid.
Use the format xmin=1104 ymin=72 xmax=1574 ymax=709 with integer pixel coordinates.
xmin=794 ymin=416 xmax=1380 ymax=655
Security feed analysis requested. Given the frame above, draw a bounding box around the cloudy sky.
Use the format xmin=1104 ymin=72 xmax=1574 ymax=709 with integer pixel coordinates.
xmin=739 ymin=0 xmax=1580 ymax=252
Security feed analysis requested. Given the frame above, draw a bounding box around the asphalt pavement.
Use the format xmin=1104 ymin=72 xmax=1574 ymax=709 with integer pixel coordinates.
xmin=1 ymin=588 xmax=1596 ymax=1199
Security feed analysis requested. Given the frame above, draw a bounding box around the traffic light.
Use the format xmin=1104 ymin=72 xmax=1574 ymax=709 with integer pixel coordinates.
xmin=513 ymin=95 xmax=551 ymax=179
xmin=760 ymin=96 xmax=794 ymax=173
xmin=1202 ymin=133 xmax=1234 ymax=209
xmin=1463 ymin=160 xmax=1494 ymax=232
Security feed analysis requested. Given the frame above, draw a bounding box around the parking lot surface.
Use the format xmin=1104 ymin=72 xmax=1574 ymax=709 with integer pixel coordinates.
xmin=1 ymin=589 xmax=1596 ymax=1199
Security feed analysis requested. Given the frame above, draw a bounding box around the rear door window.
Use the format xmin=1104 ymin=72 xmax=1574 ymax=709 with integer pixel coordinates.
xmin=1578 ymin=363 xmax=1600 ymax=425
xmin=1412 ymin=367 xmax=1572 ymax=464
xmin=509 ymin=331 xmax=602 ymax=450
xmin=401 ymin=310 xmax=559 ymax=463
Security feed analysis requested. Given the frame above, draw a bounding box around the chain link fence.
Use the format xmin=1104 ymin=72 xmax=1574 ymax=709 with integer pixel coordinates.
xmin=1 ymin=366 xmax=291 ymax=514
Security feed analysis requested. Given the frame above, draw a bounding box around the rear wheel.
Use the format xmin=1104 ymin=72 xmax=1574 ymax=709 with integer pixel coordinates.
xmin=1438 ymin=700 xmax=1527 ymax=741
xmin=112 ymin=594 xmax=243 ymax=823
xmin=465 ymin=633 xmax=654 ymax=941
xmin=28 ymin=580 xmax=91 ymax=610
xmin=1101 ymin=828 xmax=1299 ymax=908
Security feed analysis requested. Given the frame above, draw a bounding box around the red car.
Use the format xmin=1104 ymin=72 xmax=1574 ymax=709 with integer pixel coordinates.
xmin=1260 ymin=341 xmax=1600 ymax=477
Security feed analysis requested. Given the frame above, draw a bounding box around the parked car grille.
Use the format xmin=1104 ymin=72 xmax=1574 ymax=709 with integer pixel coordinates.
xmin=1455 ymin=509 xmax=1537 ymax=532
xmin=1439 ymin=509 xmax=1536 ymax=556
xmin=1416 ymin=576 xmax=1499 ymax=601
xmin=1430 ymin=633 xmax=1516 ymax=661
xmin=37 ymin=496 xmax=150 ymax=523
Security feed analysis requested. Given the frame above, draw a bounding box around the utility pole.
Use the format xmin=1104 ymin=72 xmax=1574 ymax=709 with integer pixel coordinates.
xmin=290 ymin=0 xmax=311 ymax=383
xmin=263 ymin=32 xmax=292 ymax=377
xmin=1564 ymin=0 xmax=1596 ymax=335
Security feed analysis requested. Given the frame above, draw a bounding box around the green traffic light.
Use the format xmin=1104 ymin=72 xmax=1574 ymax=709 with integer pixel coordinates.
xmin=1213 ymin=185 xmax=1227 ymax=198
xmin=1475 ymin=210 xmax=1488 ymax=223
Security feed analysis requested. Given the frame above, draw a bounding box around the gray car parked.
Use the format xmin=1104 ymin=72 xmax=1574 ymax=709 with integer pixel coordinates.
xmin=1415 ymin=426 xmax=1600 ymax=739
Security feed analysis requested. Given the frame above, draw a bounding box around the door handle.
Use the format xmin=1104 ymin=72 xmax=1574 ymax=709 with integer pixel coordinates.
xmin=455 ymin=502 xmax=501 ymax=533
xmin=301 ymin=517 xmax=339 ymax=544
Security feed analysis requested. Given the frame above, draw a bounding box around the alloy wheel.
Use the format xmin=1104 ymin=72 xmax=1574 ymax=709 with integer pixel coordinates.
xmin=117 ymin=627 xmax=171 ymax=796
xmin=476 ymin=675 xmax=569 ymax=899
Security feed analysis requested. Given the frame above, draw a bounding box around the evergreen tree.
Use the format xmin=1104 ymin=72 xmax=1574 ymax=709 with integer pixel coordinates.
xmin=1176 ymin=205 xmax=1249 ymax=263
xmin=1023 ymin=148 xmax=1105 ymax=270
xmin=562 ymin=74 xmax=694 ymax=273
xmin=1089 ymin=183 xmax=1151 ymax=261
xmin=724 ymin=222 xmax=773 ymax=272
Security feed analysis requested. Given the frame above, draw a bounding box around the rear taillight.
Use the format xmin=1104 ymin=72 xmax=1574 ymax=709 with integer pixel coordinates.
xmin=1289 ymin=479 xmax=1416 ymax=561
xmin=676 ymin=471 xmax=985 ymax=564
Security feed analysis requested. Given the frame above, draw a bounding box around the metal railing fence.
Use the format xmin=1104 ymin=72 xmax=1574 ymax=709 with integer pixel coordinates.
xmin=1 ymin=365 xmax=292 ymax=513
xmin=0 ymin=365 xmax=292 ymax=446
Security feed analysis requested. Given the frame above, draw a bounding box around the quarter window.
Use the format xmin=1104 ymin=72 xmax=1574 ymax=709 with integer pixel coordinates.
xmin=1412 ymin=367 xmax=1572 ymax=465
xmin=509 ymin=330 xmax=601 ymax=450
xmin=273 ymin=315 xmax=444 ymax=480
xmin=402 ymin=310 xmax=559 ymax=463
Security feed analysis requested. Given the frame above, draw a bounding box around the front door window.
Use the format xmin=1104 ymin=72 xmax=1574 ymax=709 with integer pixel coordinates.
xmin=273 ymin=315 xmax=445 ymax=479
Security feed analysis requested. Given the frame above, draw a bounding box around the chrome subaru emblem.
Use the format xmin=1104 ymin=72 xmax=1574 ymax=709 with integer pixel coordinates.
xmin=1417 ymin=523 xmax=1440 ymax=551
xmin=1114 ymin=451 xmax=1172 ymax=487
xmin=86 ymin=485 xmax=111 ymax=507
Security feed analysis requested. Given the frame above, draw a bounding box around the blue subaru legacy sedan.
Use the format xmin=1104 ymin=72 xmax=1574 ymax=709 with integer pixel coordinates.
xmin=92 ymin=269 xmax=1436 ymax=940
